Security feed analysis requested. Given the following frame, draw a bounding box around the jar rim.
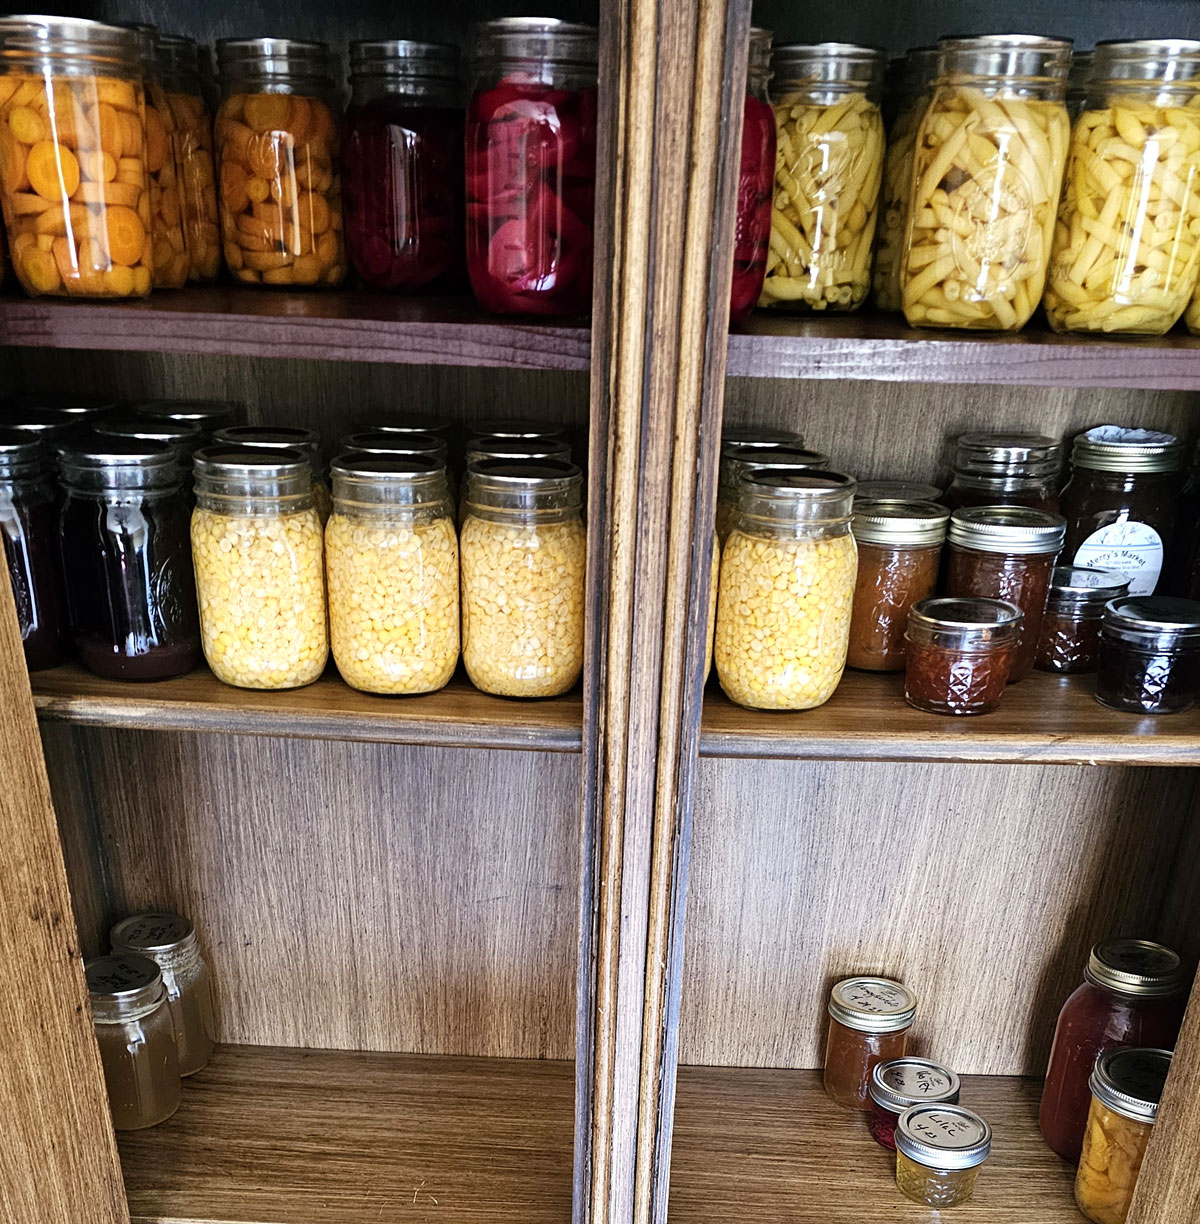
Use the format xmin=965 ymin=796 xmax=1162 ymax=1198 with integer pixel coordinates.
xmin=58 ymin=434 xmax=175 ymax=470
xmin=909 ymin=596 xmax=1023 ymax=631
xmin=110 ymin=912 xmax=195 ymax=955
xmin=948 ymin=506 xmax=1067 ymax=553
xmin=213 ymin=426 xmax=319 ymax=458
xmin=341 ymin=430 xmax=449 ymax=458
xmin=721 ymin=426 xmax=805 ymax=452
xmin=362 ymin=415 xmax=452 ymax=438
xmin=135 ymin=399 xmax=239 ymax=430
xmin=470 ymin=18 xmax=598 ymax=67
xmin=0 ymin=14 xmax=143 ymax=62
xmin=1046 ymin=566 xmax=1130 ymax=605
xmin=85 ymin=953 xmax=163 ymax=1002
xmin=869 ymin=1058 xmax=961 ymax=1115
xmin=1070 ymin=427 xmax=1184 ymax=473
xmin=828 ymin=976 xmax=916 ymax=1033
xmin=466 ymin=436 xmax=572 ymax=464
xmin=853 ymin=498 xmax=949 ymax=546
xmin=1093 ymin=39 xmax=1200 ymax=85
xmin=331 ymin=453 xmax=444 ymax=480
xmin=1086 ymin=939 xmax=1187 ymax=998
xmin=468 ymin=418 xmax=568 ymax=441
xmin=193 ymin=444 xmax=310 ymax=480
xmin=1090 ymin=1048 xmax=1172 ymax=1124
xmin=896 ymin=1104 xmax=992 ymax=1169
xmin=1104 ymin=595 xmax=1200 ymax=635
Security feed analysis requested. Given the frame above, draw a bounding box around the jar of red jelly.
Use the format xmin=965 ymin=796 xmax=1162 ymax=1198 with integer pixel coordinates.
xmin=343 ymin=40 xmax=465 ymax=292
xmin=1096 ymin=595 xmax=1200 ymax=714
xmin=942 ymin=433 xmax=1063 ymax=513
xmin=466 ymin=18 xmax=598 ymax=317
xmin=824 ymin=976 xmax=917 ymax=1109
xmin=730 ymin=28 xmax=776 ymax=323
xmin=1035 ymin=566 xmax=1129 ymax=675
xmin=1040 ymin=938 xmax=1186 ymax=1164
xmin=869 ymin=1057 xmax=961 ymax=1151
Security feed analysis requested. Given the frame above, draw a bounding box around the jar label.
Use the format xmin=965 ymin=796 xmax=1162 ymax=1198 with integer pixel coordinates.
xmin=1073 ymin=522 xmax=1163 ymax=595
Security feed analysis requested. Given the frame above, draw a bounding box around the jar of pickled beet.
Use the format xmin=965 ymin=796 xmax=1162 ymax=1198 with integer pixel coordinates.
xmin=715 ymin=444 xmax=829 ymax=544
xmin=824 ymin=976 xmax=917 ymax=1109
xmin=942 ymin=433 xmax=1063 ymax=513
xmin=1035 ymin=566 xmax=1129 ymax=675
xmin=466 ymin=18 xmax=598 ymax=316
xmin=869 ymin=1058 xmax=961 ymax=1151
xmin=1096 ymin=595 xmax=1200 ymax=713
xmin=729 ymin=28 xmax=776 ymax=323
xmin=343 ymin=40 xmax=465 ymax=292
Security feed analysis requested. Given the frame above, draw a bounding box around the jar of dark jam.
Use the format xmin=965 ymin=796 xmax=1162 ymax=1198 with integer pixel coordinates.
xmin=716 ymin=444 xmax=829 ymax=544
xmin=855 ymin=480 xmax=942 ymax=503
xmin=134 ymin=398 xmax=241 ymax=439
xmin=1040 ymin=938 xmax=1186 ymax=1164
xmin=869 ymin=1057 xmax=961 ymax=1151
xmin=343 ymin=40 xmax=465 ymax=292
xmin=1060 ymin=427 xmax=1185 ymax=596
xmin=730 ymin=29 xmax=776 ymax=322
xmin=1035 ymin=566 xmax=1130 ymax=675
xmin=904 ymin=596 xmax=1022 ymax=715
xmin=946 ymin=506 xmax=1066 ymax=682
xmin=848 ymin=499 xmax=948 ymax=672
xmin=58 ymin=436 xmax=201 ymax=681
xmin=1096 ymin=595 xmax=1200 ymax=713
xmin=943 ymin=433 xmax=1063 ymax=512
xmin=0 ymin=430 xmax=66 ymax=670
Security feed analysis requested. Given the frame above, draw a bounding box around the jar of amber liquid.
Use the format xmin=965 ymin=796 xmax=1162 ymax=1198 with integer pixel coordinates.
xmin=823 ymin=976 xmax=916 ymax=1109
xmin=848 ymin=499 xmax=948 ymax=671
xmin=715 ymin=443 xmax=828 ymax=545
xmin=1077 ymin=1048 xmax=1172 ymax=1224
xmin=869 ymin=1057 xmax=961 ymax=1151
xmin=86 ymin=954 xmax=181 ymax=1130
xmin=1096 ymin=595 xmax=1200 ymax=714
xmin=1035 ymin=566 xmax=1130 ymax=675
xmin=942 ymin=433 xmax=1063 ymax=513
xmin=110 ymin=912 xmax=217 ymax=1077
xmin=896 ymin=1103 xmax=992 ymax=1208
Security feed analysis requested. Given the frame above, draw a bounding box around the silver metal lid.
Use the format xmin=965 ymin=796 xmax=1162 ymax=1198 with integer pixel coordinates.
xmin=1090 ymin=1048 xmax=1172 ymax=1125
xmin=0 ymin=15 xmax=143 ymax=66
xmin=468 ymin=418 xmax=567 ymax=442
xmin=340 ymin=430 xmax=449 ymax=460
xmin=853 ymin=499 xmax=949 ymax=547
xmin=936 ymin=34 xmax=1072 ymax=86
xmin=331 ymin=454 xmax=448 ymax=507
xmin=96 ymin=416 xmax=204 ymax=464
xmin=1103 ymin=595 xmax=1200 ymax=641
xmin=85 ymin=953 xmax=164 ymax=1004
xmin=828 ymin=976 xmax=916 ymax=1034
xmin=954 ymin=432 xmax=1062 ymax=478
xmin=466 ymin=436 xmax=572 ymax=465
xmin=722 ymin=445 xmax=829 ymax=490
xmin=58 ymin=435 xmax=178 ymax=490
xmin=217 ymin=36 xmax=333 ymax=84
xmin=465 ymin=457 xmax=583 ymax=511
xmin=855 ymin=480 xmax=942 ymax=503
xmin=9 ymin=391 xmax=115 ymax=419
xmin=213 ymin=425 xmax=319 ymax=460
xmin=1046 ymin=566 xmax=1130 ymax=609
xmin=350 ymin=39 xmax=459 ymax=81
xmin=470 ymin=18 xmax=598 ymax=68
xmin=1070 ymin=427 xmax=1184 ymax=474
xmin=948 ymin=506 xmax=1067 ymax=554
xmin=870 ymin=1058 xmax=961 ymax=1115
xmin=1085 ymin=939 xmax=1187 ymax=998
xmin=721 ymin=426 xmax=805 ymax=452
xmin=739 ymin=470 xmax=856 ymax=525
xmin=896 ymin=1105 xmax=992 ymax=1170
xmin=1093 ymin=39 xmax=1200 ymax=86
xmin=110 ymin=912 xmax=194 ymax=954
xmin=908 ymin=596 xmax=1024 ymax=647
xmin=361 ymin=415 xmax=452 ymax=438
xmin=0 ymin=428 xmax=48 ymax=477
xmin=773 ymin=42 xmax=887 ymax=95
xmin=0 ymin=410 xmax=79 ymax=442
xmin=135 ymin=399 xmax=239 ymax=432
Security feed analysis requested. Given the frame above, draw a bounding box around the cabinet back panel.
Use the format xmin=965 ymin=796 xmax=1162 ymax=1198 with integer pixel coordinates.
xmin=679 ymin=759 xmax=1199 ymax=1076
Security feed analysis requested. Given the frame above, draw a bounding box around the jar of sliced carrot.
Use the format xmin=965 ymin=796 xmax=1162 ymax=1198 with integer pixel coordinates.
xmin=214 ymin=38 xmax=346 ymax=288
xmin=0 ymin=16 xmax=152 ymax=299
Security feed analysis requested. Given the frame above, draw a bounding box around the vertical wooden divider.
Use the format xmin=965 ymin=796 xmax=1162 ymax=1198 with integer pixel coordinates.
xmin=576 ymin=1 xmax=751 ymax=1222
xmin=0 ymin=576 xmax=128 ymax=1221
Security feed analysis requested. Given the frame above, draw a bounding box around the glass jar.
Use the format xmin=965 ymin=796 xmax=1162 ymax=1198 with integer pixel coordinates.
xmin=823 ymin=976 xmax=917 ymax=1109
xmin=942 ymin=432 xmax=1063 ymax=513
xmin=326 ymin=455 xmax=459 ymax=695
xmin=361 ymin=414 xmax=453 ymax=441
xmin=1076 ymin=1048 xmax=1172 ymax=1224
xmin=1041 ymin=939 xmax=1185 ymax=1164
xmin=59 ymin=436 xmax=200 ymax=680
xmin=0 ymin=17 xmax=152 ymax=298
xmin=1036 ymin=566 xmax=1130 ymax=674
xmin=946 ymin=506 xmax=1067 ymax=682
xmin=848 ymin=499 xmax=948 ymax=671
xmin=730 ymin=29 xmax=776 ymax=322
xmin=760 ymin=43 xmax=887 ymax=312
xmin=109 ymin=911 xmax=217 ymax=1078
xmin=212 ymin=425 xmax=329 ymax=522
xmin=344 ymin=40 xmax=464 ymax=292
xmin=1096 ymin=595 xmax=1200 ymax=713
xmin=873 ymin=46 xmax=939 ymax=312
xmin=721 ymin=425 xmax=805 ymax=452
xmin=7 ymin=390 xmax=116 ymax=423
xmin=159 ymin=34 xmax=220 ymax=283
xmin=901 ymin=35 xmax=1072 ymax=330
xmin=465 ymin=435 xmax=571 ymax=467
xmin=1047 ymin=41 xmax=1200 ymax=336
xmin=855 ymin=479 xmax=942 ymax=503
xmin=1060 ymin=427 xmax=1185 ymax=596
xmin=466 ymin=19 xmax=598 ymax=317
xmin=191 ymin=446 xmax=328 ymax=690
xmin=715 ymin=444 xmax=829 ymax=544
xmin=0 ymin=430 xmax=66 ymax=670
xmin=460 ymin=458 xmax=585 ymax=697
xmin=134 ymin=398 xmax=240 ymax=437
xmin=1067 ymin=49 xmax=1095 ymax=119
xmin=869 ymin=1057 xmax=961 ymax=1151
xmin=215 ymin=38 xmax=346 ymax=288
xmin=86 ymin=953 xmax=181 ymax=1131
xmin=896 ymin=1104 xmax=992 ymax=1207
xmin=905 ymin=596 xmax=1023 ymax=715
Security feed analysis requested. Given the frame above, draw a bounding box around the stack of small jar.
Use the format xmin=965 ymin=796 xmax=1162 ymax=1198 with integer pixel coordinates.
xmin=86 ymin=911 xmax=217 ymax=1131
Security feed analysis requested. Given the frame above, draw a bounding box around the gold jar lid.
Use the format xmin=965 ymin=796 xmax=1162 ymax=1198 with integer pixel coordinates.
xmin=828 ymin=976 xmax=916 ymax=1033
xmin=1085 ymin=939 xmax=1187 ymax=997
xmin=896 ymin=1104 xmax=991 ymax=1170
xmin=853 ymin=499 xmax=948 ymax=547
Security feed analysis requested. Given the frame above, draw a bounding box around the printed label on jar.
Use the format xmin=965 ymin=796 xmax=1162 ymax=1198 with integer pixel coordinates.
xmin=1073 ymin=522 xmax=1163 ymax=595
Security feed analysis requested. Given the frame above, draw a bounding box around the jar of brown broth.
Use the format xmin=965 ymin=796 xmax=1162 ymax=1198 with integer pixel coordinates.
xmin=824 ymin=976 xmax=917 ymax=1109
xmin=1096 ymin=595 xmax=1200 ymax=713
xmin=943 ymin=433 xmax=1063 ymax=512
xmin=1035 ymin=566 xmax=1130 ymax=674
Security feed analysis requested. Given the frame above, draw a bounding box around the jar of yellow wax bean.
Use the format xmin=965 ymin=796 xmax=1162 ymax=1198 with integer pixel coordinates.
xmin=1047 ymin=40 xmax=1200 ymax=336
xmin=895 ymin=1103 xmax=992 ymax=1208
xmin=460 ymin=458 xmax=585 ymax=697
xmin=326 ymin=454 xmax=459 ymax=695
xmin=213 ymin=425 xmax=330 ymax=523
xmin=191 ymin=445 xmax=328 ymax=690
xmin=714 ymin=469 xmax=857 ymax=711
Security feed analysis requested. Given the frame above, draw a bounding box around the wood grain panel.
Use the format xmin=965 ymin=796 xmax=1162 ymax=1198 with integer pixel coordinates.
xmin=679 ymin=758 xmax=1199 ymax=1076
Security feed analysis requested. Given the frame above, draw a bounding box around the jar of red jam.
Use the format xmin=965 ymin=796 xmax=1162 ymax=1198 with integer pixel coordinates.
xmin=848 ymin=500 xmax=948 ymax=672
xmin=1035 ymin=566 xmax=1130 ymax=675
xmin=824 ymin=976 xmax=917 ymax=1109
xmin=1096 ymin=595 xmax=1200 ymax=713
xmin=905 ymin=596 xmax=1022 ymax=715
xmin=716 ymin=444 xmax=829 ymax=543
xmin=869 ymin=1058 xmax=961 ymax=1151
xmin=730 ymin=29 xmax=776 ymax=323
xmin=466 ymin=18 xmax=597 ymax=316
xmin=942 ymin=433 xmax=1063 ymax=513
xmin=343 ymin=40 xmax=465 ymax=292
xmin=946 ymin=506 xmax=1067 ymax=682
xmin=1040 ymin=938 xmax=1186 ymax=1164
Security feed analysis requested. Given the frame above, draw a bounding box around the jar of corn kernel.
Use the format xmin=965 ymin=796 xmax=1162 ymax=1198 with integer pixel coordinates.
xmin=460 ymin=458 xmax=585 ymax=697
xmin=326 ymin=454 xmax=459 ymax=695
xmin=214 ymin=38 xmax=345 ymax=288
xmin=191 ymin=445 xmax=328 ymax=690
xmin=714 ymin=470 xmax=858 ymax=711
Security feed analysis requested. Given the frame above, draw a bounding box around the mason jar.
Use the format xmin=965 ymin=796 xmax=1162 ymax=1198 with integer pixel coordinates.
xmin=96 ymin=416 xmax=205 ymax=496
xmin=212 ymin=424 xmax=329 ymax=522
xmin=896 ymin=1104 xmax=992 ymax=1207
xmin=942 ymin=432 xmax=1063 ymax=512
xmin=730 ymin=28 xmax=776 ymax=322
xmin=1035 ymin=565 xmax=1130 ymax=674
xmin=824 ymin=975 xmax=917 ymax=1109
xmin=1096 ymin=595 xmax=1200 ymax=713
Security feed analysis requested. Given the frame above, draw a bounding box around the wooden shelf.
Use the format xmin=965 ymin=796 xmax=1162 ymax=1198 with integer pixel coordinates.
xmin=670 ymin=1066 xmax=1081 ymax=1224
xmin=700 ymin=669 xmax=1200 ymax=766
xmin=31 ymin=663 xmax=582 ymax=752
xmin=117 ymin=1045 xmax=574 ymax=1224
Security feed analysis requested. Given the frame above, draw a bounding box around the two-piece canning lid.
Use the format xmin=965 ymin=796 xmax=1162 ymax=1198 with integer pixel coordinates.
xmin=340 ymin=430 xmax=449 ymax=461
xmin=896 ymin=1104 xmax=992 ymax=1170
xmin=58 ymin=435 xmax=179 ymax=491
xmin=935 ymin=33 xmax=1072 ymax=87
xmin=828 ymin=976 xmax=917 ymax=1034
xmin=870 ymin=1058 xmax=961 ymax=1116
xmin=721 ymin=426 xmax=806 ymax=453
xmin=110 ymin=912 xmax=202 ymax=973
xmin=738 ymin=470 xmax=857 ymax=523
xmin=954 ymin=432 xmax=1062 ymax=479
xmin=1046 ymin=566 xmax=1130 ymax=612
xmin=135 ymin=399 xmax=239 ymax=434
xmin=721 ymin=445 xmax=830 ymax=490
xmin=1089 ymin=1048 xmax=1173 ymax=1125
xmin=1070 ymin=427 xmax=1184 ymax=474
xmin=86 ymin=953 xmax=168 ymax=1021
xmin=1084 ymin=939 xmax=1187 ymax=998
xmin=0 ymin=427 xmax=49 ymax=478
xmin=331 ymin=453 xmax=449 ymax=508
xmin=772 ymin=42 xmax=887 ymax=97
xmin=1092 ymin=39 xmax=1200 ymax=87
xmin=1101 ymin=596 xmax=1200 ymax=649
xmin=853 ymin=499 xmax=949 ymax=547
xmin=948 ymin=506 xmax=1068 ymax=555
xmin=350 ymin=39 xmax=459 ymax=82
xmin=908 ymin=597 xmax=1024 ymax=651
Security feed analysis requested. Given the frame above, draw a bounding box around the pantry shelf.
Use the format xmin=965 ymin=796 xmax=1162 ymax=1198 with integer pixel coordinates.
xmin=117 ymin=1045 xmax=574 ymax=1224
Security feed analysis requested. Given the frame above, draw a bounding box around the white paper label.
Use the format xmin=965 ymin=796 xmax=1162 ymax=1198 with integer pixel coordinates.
xmin=1073 ymin=521 xmax=1163 ymax=595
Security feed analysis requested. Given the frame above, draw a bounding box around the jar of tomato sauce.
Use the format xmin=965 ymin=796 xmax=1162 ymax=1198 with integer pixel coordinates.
xmin=729 ymin=29 xmax=776 ymax=322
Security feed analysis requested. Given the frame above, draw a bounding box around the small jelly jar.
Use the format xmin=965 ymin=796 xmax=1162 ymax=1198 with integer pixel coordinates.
xmin=343 ymin=40 xmax=465 ymax=292
xmin=869 ymin=1057 xmax=961 ymax=1151
xmin=905 ymin=597 xmax=1023 ymax=716
xmin=896 ymin=1103 xmax=992 ymax=1208
xmin=466 ymin=19 xmax=598 ymax=316
xmin=823 ymin=976 xmax=917 ymax=1109
xmin=730 ymin=28 xmax=776 ymax=322
xmin=1096 ymin=595 xmax=1200 ymax=713
xmin=1035 ymin=566 xmax=1130 ymax=675
xmin=942 ymin=432 xmax=1063 ymax=513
